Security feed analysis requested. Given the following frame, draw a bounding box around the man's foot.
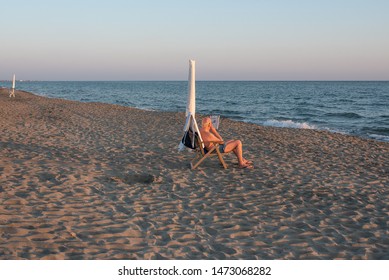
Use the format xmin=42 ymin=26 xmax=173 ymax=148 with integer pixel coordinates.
xmin=238 ymin=163 xmax=254 ymax=169
xmin=243 ymin=159 xmax=253 ymax=165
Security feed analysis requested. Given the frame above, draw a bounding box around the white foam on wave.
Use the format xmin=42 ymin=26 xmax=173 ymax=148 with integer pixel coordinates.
xmin=369 ymin=134 xmax=389 ymax=142
xmin=263 ymin=119 xmax=316 ymax=130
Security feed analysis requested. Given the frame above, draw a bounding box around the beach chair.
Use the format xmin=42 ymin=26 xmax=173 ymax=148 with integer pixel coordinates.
xmin=190 ymin=134 xmax=228 ymax=170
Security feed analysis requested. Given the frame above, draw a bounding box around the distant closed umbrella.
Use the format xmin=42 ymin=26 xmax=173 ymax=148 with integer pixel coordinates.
xmin=179 ymin=60 xmax=202 ymax=151
xmin=9 ymin=74 xmax=16 ymax=97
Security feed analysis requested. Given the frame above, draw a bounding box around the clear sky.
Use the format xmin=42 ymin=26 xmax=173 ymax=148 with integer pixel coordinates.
xmin=1 ymin=0 xmax=388 ymax=81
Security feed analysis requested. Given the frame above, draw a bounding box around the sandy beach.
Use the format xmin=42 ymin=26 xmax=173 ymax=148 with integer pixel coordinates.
xmin=0 ymin=89 xmax=388 ymax=260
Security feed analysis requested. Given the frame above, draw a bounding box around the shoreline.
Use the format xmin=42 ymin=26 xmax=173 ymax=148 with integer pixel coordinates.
xmin=11 ymin=83 xmax=389 ymax=143
xmin=1 ymin=89 xmax=388 ymax=259
xmin=8 ymin=89 xmax=389 ymax=144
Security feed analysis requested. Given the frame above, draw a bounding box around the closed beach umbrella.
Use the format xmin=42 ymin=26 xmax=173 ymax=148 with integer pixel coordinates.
xmin=9 ymin=74 xmax=16 ymax=97
xmin=178 ymin=60 xmax=202 ymax=151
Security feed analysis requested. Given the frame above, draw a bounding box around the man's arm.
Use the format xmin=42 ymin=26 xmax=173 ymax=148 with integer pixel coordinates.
xmin=201 ymin=130 xmax=224 ymax=146
xmin=209 ymin=123 xmax=223 ymax=142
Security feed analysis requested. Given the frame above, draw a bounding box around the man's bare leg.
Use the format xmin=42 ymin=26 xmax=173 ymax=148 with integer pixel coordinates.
xmin=224 ymin=140 xmax=253 ymax=168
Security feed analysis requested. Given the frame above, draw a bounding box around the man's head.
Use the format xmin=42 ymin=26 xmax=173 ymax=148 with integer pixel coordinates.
xmin=202 ymin=117 xmax=212 ymax=128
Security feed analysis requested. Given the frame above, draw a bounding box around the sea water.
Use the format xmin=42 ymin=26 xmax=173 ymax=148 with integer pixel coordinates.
xmin=11 ymin=81 xmax=389 ymax=142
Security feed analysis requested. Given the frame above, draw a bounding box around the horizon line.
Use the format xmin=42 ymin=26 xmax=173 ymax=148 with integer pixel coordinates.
xmin=1 ymin=79 xmax=389 ymax=82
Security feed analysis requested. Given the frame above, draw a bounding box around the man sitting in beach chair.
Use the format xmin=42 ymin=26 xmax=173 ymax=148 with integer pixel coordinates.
xmin=199 ymin=117 xmax=253 ymax=169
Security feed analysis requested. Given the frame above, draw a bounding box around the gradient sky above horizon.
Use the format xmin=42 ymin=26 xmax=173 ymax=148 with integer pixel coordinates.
xmin=1 ymin=0 xmax=388 ymax=81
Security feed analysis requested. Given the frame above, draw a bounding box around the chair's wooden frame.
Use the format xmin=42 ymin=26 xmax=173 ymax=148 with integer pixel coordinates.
xmin=190 ymin=137 xmax=228 ymax=170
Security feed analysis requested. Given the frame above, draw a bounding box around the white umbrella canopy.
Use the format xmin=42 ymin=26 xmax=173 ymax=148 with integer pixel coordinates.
xmin=178 ymin=60 xmax=203 ymax=151
xmin=186 ymin=60 xmax=196 ymax=117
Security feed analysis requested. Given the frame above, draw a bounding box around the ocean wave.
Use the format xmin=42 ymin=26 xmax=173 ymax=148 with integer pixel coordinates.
xmin=362 ymin=126 xmax=389 ymax=135
xmin=263 ymin=119 xmax=316 ymax=129
xmin=325 ymin=112 xmax=363 ymax=119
